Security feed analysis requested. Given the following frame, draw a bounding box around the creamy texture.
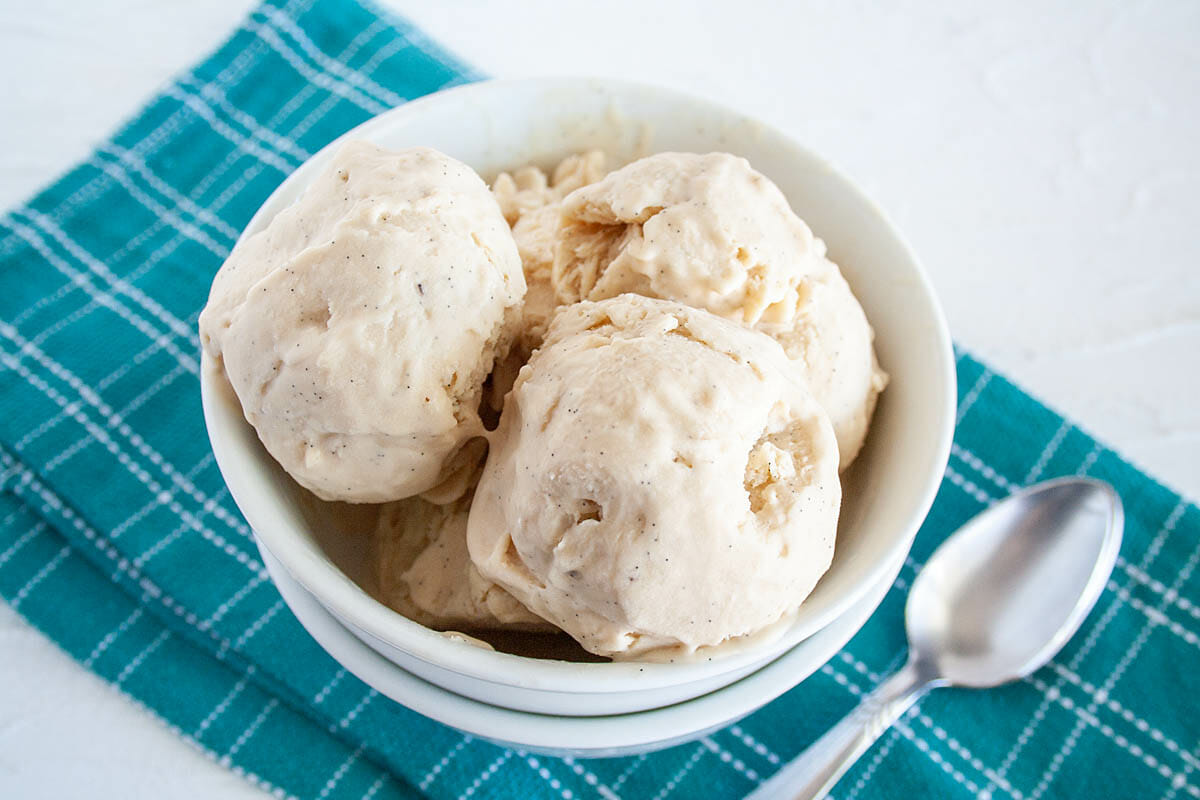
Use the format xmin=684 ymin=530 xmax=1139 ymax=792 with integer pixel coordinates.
xmin=481 ymin=152 xmax=610 ymax=416
xmin=492 ymin=151 xmax=608 ymax=226
xmin=492 ymin=151 xmax=607 ymax=353
xmin=468 ymin=295 xmax=841 ymax=660
xmin=552 ymin=152 xmax=886 ymax=468
xmin=760 ymin=265 xmax=888 ymax=469
xmin=199 ymin=141 xmax=525 ymax=503
xmin=510 ymin=204 xmax=561 ymax=351
xmin=373 ymin=458 xmax=553 ymax=632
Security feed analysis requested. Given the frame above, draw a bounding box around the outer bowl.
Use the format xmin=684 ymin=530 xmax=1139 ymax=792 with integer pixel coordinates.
xmin=200 ymin=77 xmax=955 ymax=716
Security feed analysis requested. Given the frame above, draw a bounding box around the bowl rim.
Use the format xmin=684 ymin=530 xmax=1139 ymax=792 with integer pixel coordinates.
xmin=200 ymin=75 xmax=955 ymax=693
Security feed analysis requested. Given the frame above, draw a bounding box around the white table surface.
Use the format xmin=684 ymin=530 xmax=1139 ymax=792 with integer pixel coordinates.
xmin=1 ymin=1 xmax=1197 ymax=797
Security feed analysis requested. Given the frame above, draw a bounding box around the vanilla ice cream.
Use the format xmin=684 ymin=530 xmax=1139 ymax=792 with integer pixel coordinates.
xmin=759 ymin=265 xmax=888 ymax=470
xmin=199 ymin=141 xmax=525 ymax=503
xmin=468 ymin=295 xmax=841 ymax=660
xmin=509 ymin=204 xmax=562 ymax=352
xmin=373 ymin=454 xmax=553 ymax=632
xmin=552 ymin=152 xmax=886 ymax=468
xmin=492 ymin=151 xmax=608 ymax=226
xmin=481 ymin=152 xmax=608 ymax=416
xmin=493 ymin=151 xmax=607 ymax=353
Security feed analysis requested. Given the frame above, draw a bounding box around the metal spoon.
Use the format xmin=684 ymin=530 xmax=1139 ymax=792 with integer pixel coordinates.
xmin=747 ymin=477 xmax=1123 ymax=800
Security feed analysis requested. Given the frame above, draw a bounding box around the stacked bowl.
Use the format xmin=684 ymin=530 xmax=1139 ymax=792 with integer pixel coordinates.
xmin=201 ymin=78 xmax=955 ymax=758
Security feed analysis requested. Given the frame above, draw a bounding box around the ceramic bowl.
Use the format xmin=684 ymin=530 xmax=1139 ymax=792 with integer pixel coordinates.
xmin=260 ymin=540 xmax=905 ymax=757
xmin=201 ymin=77 xmax=955 ymax=716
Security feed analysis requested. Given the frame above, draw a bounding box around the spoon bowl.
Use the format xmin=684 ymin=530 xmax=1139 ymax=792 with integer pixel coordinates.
xmin=907 ymin=478 xmax=1123 ymax=687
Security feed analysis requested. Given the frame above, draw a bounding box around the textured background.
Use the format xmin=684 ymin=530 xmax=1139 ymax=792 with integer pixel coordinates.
xmin=1 ymin=1 xmax=1197 ymax=797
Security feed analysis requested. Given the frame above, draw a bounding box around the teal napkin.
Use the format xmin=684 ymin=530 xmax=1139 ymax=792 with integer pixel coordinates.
xmin=2 ymin=1 xmax=1197 ymax=797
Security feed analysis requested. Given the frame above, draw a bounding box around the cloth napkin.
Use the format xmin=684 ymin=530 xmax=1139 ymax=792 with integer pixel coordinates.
xmin=2 ymin=1 xmax=1197 ymax=798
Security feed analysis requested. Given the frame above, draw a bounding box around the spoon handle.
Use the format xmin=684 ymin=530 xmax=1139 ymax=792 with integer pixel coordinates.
xmin=745 ymin=658 xmax=935 ymax=800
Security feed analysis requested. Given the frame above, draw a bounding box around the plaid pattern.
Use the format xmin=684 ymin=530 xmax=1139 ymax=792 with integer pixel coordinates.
xmin=1 ymin=1 xmax=1197 ymax=797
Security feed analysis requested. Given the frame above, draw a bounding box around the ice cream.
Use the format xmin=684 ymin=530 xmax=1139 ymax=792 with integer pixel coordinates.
xmin=508 ymin=204 xmax=562 ymax=353
xmin=199 ymin=141 xmax=525 ymax=503
xmin=204 ymin=142 xmax=892 ymax=663
xmin=480 ymin=152 xmax=609 ymax=417
xmin=492 ymin=151 xmax=607 ymax=353
xmin=467 ymin=295 xmax=841 ymax=660
xmin=373 ymin=453 xmax=554 ymax=632
xmin=492 ymin=150 xmax=608 ymax=226
xmin=552 ymin=152 xmax=886 ymax=468
xmin=758 ymin=267 xmax=887 ymax=471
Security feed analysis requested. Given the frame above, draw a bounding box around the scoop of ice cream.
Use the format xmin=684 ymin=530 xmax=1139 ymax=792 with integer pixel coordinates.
xmin=199 ymin=141 xmax=525 ymax=503
xmin=373 ymin=452 xmax=554 ymax=632
xmin=551 ymin=151 xmax=885 ymax=469
xmin=552 ymin=151 xmax=813 ymax=322
xmin=467 ymin=295 xmax=841 ymax=660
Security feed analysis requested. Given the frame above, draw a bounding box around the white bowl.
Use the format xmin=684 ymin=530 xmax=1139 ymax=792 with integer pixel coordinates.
xmin=261 ymin=539 xmax=905 ymax=757
xmin=201 ymin=77 xmax=955 ymax=716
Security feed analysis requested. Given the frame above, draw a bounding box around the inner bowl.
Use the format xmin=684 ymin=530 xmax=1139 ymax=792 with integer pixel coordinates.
xmin=200 ymin=77 xmax=955 ymax=715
